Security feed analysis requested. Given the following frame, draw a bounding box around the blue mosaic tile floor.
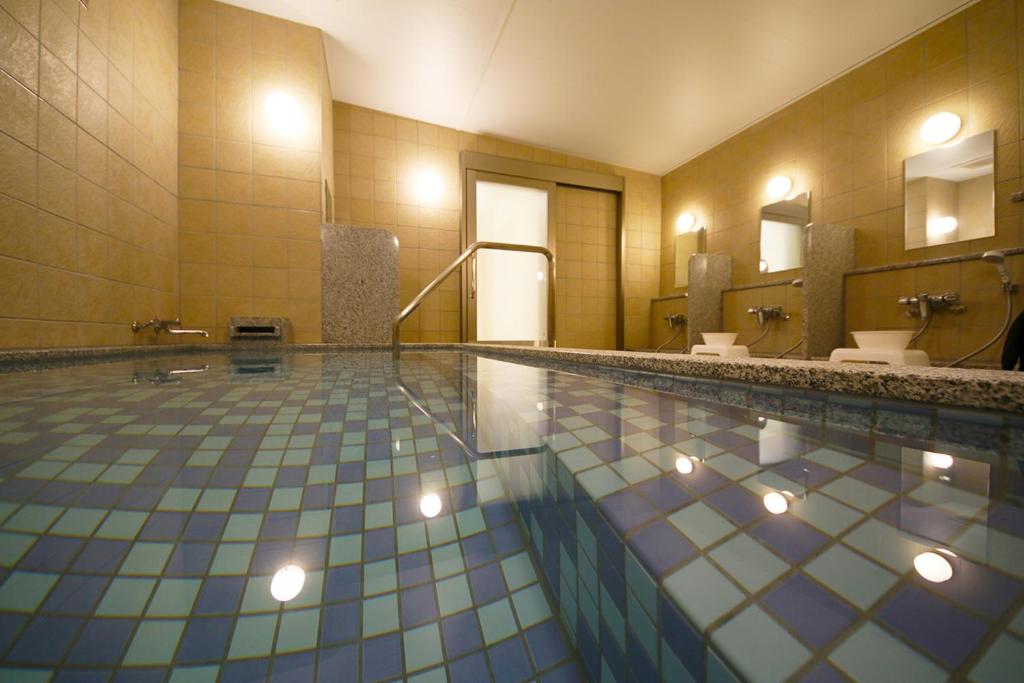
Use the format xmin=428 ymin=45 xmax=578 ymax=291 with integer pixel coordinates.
xmin=0 ymin=350 xmax=1022 ymax=683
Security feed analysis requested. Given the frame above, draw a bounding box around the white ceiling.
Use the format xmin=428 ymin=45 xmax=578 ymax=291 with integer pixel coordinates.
xmin=222 ymin=0 xmax=972 ymax=174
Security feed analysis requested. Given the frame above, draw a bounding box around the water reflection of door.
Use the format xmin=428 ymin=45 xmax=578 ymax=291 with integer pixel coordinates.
xmin=465 ymin=171 xmax=555 ymax=344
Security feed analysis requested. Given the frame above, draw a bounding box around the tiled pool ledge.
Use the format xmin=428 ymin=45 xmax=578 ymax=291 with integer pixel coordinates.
xmin=464 ymin=344 xmax=1024 ymax=415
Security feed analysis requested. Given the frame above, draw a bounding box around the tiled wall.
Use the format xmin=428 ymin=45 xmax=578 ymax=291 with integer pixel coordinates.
xmin=177 ymin=0 xmax=327 ymax=344
xmin=660 ymin=0 xmax=1023 ymax=363
xmin=649 ymin=298 xmax=688 ymax=351
xmin=722 ymin=284 xmax=804 ymax=358
xmin=0 ymin=0 xmax=179 ymax=348
xmin=332 ymin=101 xmax=661 ymax=348
xmin=556 ymin=186 xmax=617 ymax=350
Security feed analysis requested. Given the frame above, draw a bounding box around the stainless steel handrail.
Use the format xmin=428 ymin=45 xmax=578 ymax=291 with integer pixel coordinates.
xmin=392 ymin=241 xmax=556 ymax=359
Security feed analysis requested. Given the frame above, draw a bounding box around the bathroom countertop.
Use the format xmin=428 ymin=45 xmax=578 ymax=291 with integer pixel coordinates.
xmin=463 ymin=343 xmax=1024 ymax=414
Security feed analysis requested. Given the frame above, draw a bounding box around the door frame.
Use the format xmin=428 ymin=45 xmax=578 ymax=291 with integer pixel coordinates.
xmin=459 ymin=151 xmax=627 ymax=348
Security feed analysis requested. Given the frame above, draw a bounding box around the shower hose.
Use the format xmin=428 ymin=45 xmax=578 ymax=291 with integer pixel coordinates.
xmin=748 ymin=318 xmax=773 ymax=348
xmin=656 ymin=327 xmax=686 ymax=353
xmin=775 ymin=337 xmax=803 ymax=358
xmin=946 ymin=288 xmax=1015 ymax=368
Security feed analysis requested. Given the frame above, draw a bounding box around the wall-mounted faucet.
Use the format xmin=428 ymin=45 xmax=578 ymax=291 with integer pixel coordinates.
xmin=656 ymin=313 xmax=688 ymax=352
xmin=746 ymin=305 xmax=789 ymax=326
xmin=132 ymin=318 xmax=210 ymax=337
xmin=897 ymin=292 xmax=965 ymax=319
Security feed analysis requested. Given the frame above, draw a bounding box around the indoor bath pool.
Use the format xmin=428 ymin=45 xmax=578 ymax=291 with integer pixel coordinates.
xmin=0 ymin=351 xmax=1021 ymax=683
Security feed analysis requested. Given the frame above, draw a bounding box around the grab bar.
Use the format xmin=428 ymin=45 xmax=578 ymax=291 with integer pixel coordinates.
xmin=392 ymin=241 xmax=556 ymax=359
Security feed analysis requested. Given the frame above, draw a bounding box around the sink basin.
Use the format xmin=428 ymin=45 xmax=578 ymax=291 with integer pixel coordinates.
xmin=851 ymin=330 xmax=914 ymax=351
xmin=701 ymin=332 xmax=738 ymax=346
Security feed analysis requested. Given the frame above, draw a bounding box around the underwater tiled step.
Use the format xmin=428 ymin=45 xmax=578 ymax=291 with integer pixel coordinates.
xmin=0 ymin=350 xmax=1021 ymax=682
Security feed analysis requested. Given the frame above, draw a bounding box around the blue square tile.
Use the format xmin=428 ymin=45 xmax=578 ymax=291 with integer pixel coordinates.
xmin=705 ymin=485 xmax=768 ymax=526
xmin=749 ymin=514 xmax=828 ymax=564
xmin=489 ymin=635 xmax=534 ymax=683
xmin=598 ymin=490 xmax=658 ymax=535
xmin=761 ymin=573 xmax=857 ymax=648
xmin=449 ymin=652 xmax=489 ymax=683
xmin=317 ymin=644 xmax=359 ymax=683
xmin=401 ymin=584 xmax=439 ymax=627
xmin=7 ymin=615 xmax=81 ymax=664
xmin=321 ymin=601 xmax=360 ymax=646
xmin=877 ymin=585 xmax=987 ymax=668
xmin=177 ymin=616 xmax=232 ymax=663
xmin=66 ymin=618 xmax=134 ymax=665
xmin=524 ymin=620 xmax=571 ymax=671
xmin=325 ymin=565 xmax=362 ymax=603
xmin=362 ymin=633 xmax=402 ymax=682
xmin=442 ymin=611 xmax=484 ymax=659
xmin=626 ymin=520 xmax=696 ymax=577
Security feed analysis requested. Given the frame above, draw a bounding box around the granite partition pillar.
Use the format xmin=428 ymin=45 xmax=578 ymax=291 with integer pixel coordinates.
xmin=802 ymin=223 xmax=855 ymax=359
xmin=686 ymin=253 xmax=733 ymax=349
xmin=321 ymin=224 xmax=399 ymax=344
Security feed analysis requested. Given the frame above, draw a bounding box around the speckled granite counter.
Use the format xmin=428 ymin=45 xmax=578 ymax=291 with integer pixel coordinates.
xmin=2 ymin=342 xmax=1023 ymax=414
xmin=463 ymin=343 xmax=1024 ymax=414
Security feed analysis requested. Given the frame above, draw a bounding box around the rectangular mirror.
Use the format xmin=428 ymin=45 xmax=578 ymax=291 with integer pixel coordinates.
xmin=759 ymin=191 xmax=809 ymax=274
xmin=904 ymin=130 xmax=994 ymax=250
xmin=674 ymin=228 xmax=705 ymax=287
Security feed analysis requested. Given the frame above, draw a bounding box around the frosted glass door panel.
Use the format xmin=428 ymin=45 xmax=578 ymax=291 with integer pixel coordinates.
xmin=475 ymin=181 xmax=549 ymax=342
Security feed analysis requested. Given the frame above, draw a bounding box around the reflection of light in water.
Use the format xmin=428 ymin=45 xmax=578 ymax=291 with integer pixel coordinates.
xmin=914 ymin=551 xmax=953 ymax=583
xmin=924 ymin=451 xmax=954 ymax=469
xmin=420 ymin=493 xmax=442 ymax=518
xmin=763 ymin=491 xmax=789 ymax=514
xmin=271 ymin=565 xmax=305 ymax=601
xmin=675 ymin=457 xmax=694 ymax=475
xmin=394 ymin=440 xmax=401 ymax=451
xmin=536 ymin=402 xmax=544 ymax=411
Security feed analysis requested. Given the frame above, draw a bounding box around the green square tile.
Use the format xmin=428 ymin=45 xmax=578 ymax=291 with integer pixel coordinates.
xmin=242 ymin=575 xmax=280 ymax=613
xmin=158 ymin=488 xmax=202 ymax=512
xmin=364 ymin=559 xmax=397 ymax=597
xmin=500 ymin=552 xmax=537 ymax=591
xmin=971 ymin=634 xmax=1024 ymax=683
xmin=123 ymin=619 xmax=186 ymax=665
xmin=436 ymin=574 xmax=472 ymax=616
xmin=663 ymin=558 xmax=743 ymax=631
xmin=577 ymin=466 xmax=628 ymax=500
xmin=705 ymin=453 xmax=759 ymax=480
xmin=147 ymin=578 xmax=201 ymax=617
xmin=209 ymin=543 xmax=255 ymax=575
xmin=789 ymin=493 xmax=861 ymax=535
xmin=804 ymin=545 xmax=897 ymax=609
xmin=329 ymin=534 xmax=362 ymax=566
xmin=362 ymin=593 xmax=399 ymax=637
xmin=556 ymin=447 xmax=602 ymax=473
xmin=222 ymin=514 xmax=263 ymax=541
xmin=286 ymin=570 xmax=323 ymax=609
xmin=269 ymin=487 xmax=302 ymax=511
xmin=455 ymin=508 xmax=486 ymax=538
xmin=243 ymin=468 xmax=277 ymax=488
xmin=97 ymin=464 xmax=143 ymax=484
xmin=821 ymin=476 xmax=893 ymax=513
xmin=427 ymin=517 xmax=457 ymax=547
xmin=404 ymin=623 xmax=443 ymax=672
xmin=276 ymin=608 xmax=319 ymax=653
xmin=3 ymin=505 xmax=62 ymax=533
xmin=119 ymin=542 xmax=174 ymax=575
xmin=58 ymin=463 xmax=105 ymax=482
xmin=708 ymin=534 xmax=787 ymax=593
xmin=842 ymin=519 xmax=928 ymax=573
xmin=431 ymin=542 xmax=465 ymax=579
xmin=17 ymin=461 xmax=69 ymax=479
xmin=186 ymin=451 xmax=222 ymax=467
xmin=307 ymin=464 xmax=335 ymax=485
xmin=711 ymin=606 xmax=810 ymax=682
xmin=0 ymin=533 xmax=35 ymax=567
xmin=803 ymin=447 xmax=862 ymax=472
xmin=117 ymin=449 xmax=158 ymax=465
xmin=95 ymin=511 xmax=148 ymax=540
xmin=96 ymin=577 xmax=156 ymax=616
xmin=478 ymin=598 xmax=518 ymax=644
xmin=195 ymin=489 xmax=236 ymax=513
xmin=229 ymin=614 xmax=278 ymax=659
xmin=511 ymin=584 xmax=551 ymax=628
xmin=297 ymin=510 xmax=330 ymax=538
xmin=0 ymin=572 xmax=58 ymax=612
xmin=407 ymin=667 xmax=447 ymax=683
xmin=364 ymin=502 xmax=393 ymax=530
xmin=397 ymin=523 xmax=427 ymax=554
xmin=334 ymin=483 xmax=363 ymax=506
xmin=608 ymin=456 xmax=660 ymax=484
xmin=829 ymin=622 xmax=945 ymax=683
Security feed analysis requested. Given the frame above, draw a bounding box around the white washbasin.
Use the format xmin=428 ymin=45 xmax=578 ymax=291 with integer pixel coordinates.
xmin=701 ymin=332 xmax=738 ymax=346
xmin=851 ymin=330 xmax=914 ymax=351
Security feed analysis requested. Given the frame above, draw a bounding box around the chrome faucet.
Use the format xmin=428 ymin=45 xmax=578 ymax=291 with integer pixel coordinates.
xmin=131 ymin=318 xmax=210 ymax=337
xmin=746 ymin=306 xmax=789 ymax=326
xmin=896 ymin=292 xmax=965 ymax=318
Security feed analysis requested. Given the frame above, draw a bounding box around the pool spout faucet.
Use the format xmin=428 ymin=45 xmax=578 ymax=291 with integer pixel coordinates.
xmin=897 ymin=292 xmax=964 ymax=319
xmin=132 ymin=318 xmax=209 ymax=338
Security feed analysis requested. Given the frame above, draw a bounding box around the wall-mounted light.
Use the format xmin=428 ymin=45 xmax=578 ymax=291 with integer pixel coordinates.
xmin=920 ymin=112 xmax=961 ymax=145
xmin=415 ymin=169 xmax=443 ymax=205
xmin=765 ymin=175 xmax=793 ymax=201
xmin=924 ymin=451 xmax=954 ymax=469
xmin=913 ymin=550 xmax=954 ymax=583
xmin=420 ymin=493 xmax=442 ymax=518
xmin=264 ymin=90 xmax=303 ymax=137
xmin=926 ymin=216 xmax=958 ymax=237
xmin=676 ymin=212 xmax=697 ymax=233
xmin=762 ymin=491 xmax=789 ymax=514
xmin=270 ymin=564 xmax=305 ymax=602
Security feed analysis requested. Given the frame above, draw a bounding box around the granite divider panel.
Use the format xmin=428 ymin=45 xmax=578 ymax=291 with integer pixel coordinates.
xmin=686 ymin=254 xmax=733 ymax=349
xmin=321 ymin=224 xmax=399 ymax=344
xmin=803 ymin=223 xmax=856 ymax=359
